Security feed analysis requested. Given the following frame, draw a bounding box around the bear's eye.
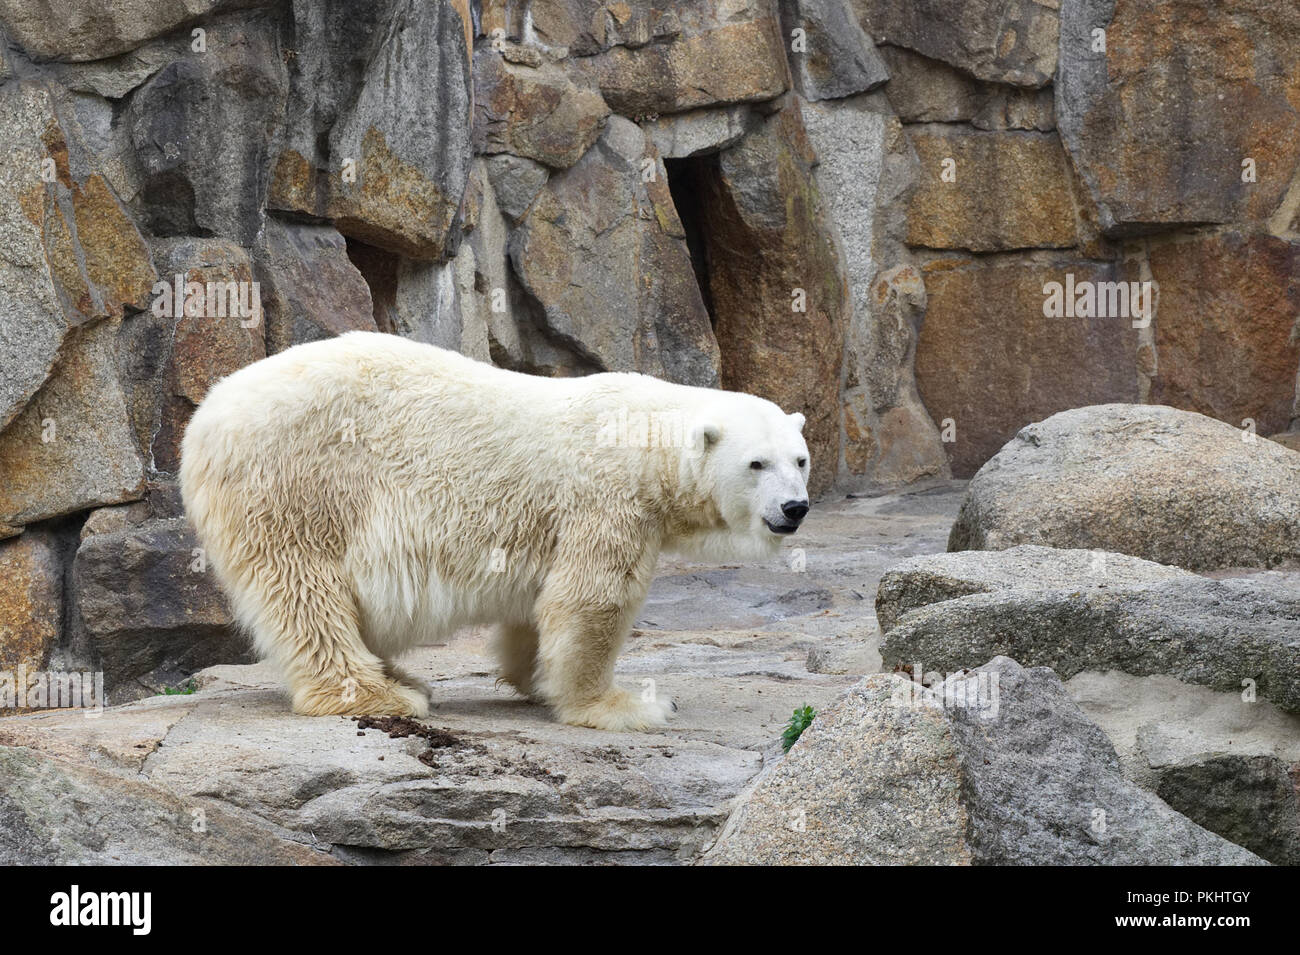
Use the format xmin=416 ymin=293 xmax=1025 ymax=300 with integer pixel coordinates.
xmin=797 ymin=457 xmax=807 ymax=468
xmin=749 ymin=460 xmax=764 ymax=470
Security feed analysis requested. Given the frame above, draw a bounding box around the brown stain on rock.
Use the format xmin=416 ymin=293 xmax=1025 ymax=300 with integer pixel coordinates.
xmin=327 ymin=126 xmax=456 ymax=261
xmin=1148 ymin=231 xmax=1300 ymax=435
xmin=0 ymin=533 xmax=61 ymax=676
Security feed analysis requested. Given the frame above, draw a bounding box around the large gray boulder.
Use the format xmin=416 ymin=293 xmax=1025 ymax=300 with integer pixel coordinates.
xmin=1154 ymin=755 xmax=1300 ymax=867
xmin=702 ymin=674 xmax=971 ymax=865
xmin=705 ymin=658 xmax=1266 ymax=865
xmin=881 ymin=573 xmax=1300 ymax=714
xmin=880 ymin=548 xmax=1300 ymax=863
xmin=949 ymin=404 xmax=1300 ymax=570
xmin=946 ymin=658 xmax=1262 ymax=865
xmin=876 ymin=544 xmax=1191 ymax=633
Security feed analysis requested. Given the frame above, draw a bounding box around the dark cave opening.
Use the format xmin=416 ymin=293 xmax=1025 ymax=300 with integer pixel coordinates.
xmin=663 ymin=155 xmax=719 ymax=328
xmin=344 ymin=237 xmax=400 ymax=333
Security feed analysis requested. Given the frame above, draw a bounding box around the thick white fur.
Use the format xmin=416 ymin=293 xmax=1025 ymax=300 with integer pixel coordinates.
xmin=179 ymin=332 xmax=810 ymax=731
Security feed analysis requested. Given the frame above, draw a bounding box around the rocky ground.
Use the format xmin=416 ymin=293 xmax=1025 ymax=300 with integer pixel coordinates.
xmin=0 ymin=483 xmax=960 ymax=865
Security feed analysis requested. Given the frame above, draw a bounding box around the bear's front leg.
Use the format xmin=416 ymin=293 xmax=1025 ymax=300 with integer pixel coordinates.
xmin=533 ymin=591 xmax=674 ymax=732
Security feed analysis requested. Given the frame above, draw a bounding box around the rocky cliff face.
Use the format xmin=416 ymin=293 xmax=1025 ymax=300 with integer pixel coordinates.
xmin=1 ymin=0 xmax=1298 ymax=694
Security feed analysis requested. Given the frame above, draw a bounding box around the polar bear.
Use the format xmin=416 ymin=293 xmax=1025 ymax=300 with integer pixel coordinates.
xmin=180 ymin=332 xmax=810 ymax=731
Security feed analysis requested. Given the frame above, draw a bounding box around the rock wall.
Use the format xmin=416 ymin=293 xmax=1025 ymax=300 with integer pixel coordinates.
xmin=891 ymin=0 xmax=1300 ymax=475
xmin=1 ymin=0 xmax=1297 ymax=695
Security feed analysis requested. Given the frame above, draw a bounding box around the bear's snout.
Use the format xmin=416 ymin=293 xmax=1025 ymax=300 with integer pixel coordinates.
xmin=764 ymin=499 xmax=809 ymax=535
xmin=782 ymin=500 xmax=809 ymax=523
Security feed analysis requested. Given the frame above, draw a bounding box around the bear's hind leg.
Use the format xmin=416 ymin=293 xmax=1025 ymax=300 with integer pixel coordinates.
xmin=491 ymin=622 xmax=540 ymax=699
xmin=252 ymin=565 xmax=430 ymax=718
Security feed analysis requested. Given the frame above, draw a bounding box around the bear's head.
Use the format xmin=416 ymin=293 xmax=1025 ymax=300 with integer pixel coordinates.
xmin=670 ymin=394 xmax=811 ymax=560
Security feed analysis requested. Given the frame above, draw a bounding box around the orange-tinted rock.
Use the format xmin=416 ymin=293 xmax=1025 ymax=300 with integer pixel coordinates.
xmin=0 ymin=319 xmax=146 ymax=528
xmin=875 ymin=401 xmax=952 ymax=486
xmin=1058 ymin=0 xmax=1300 ymax=233
xmin=878 ymin=45 xmax=985 ymax=123
xmin=479 ymin=0 xmax=616 ymax=54
xmin=842 ymin=392 xmax=875 ymax=476
xmin=323 ymin=126 xmax=465 ymax=262
xmin=41 ymin=111 xmax=156 ymax=313
xmin=842 ymin=391 xmax=949 ymax=487
xmin=480 ymin=2 xmax=787 ymax=123
xmin=836 ymin=264 xmax=950 ymax=488
xmin=905 ymin=127 xmax=1078 ymax=252
xmin=915 ymin=257 xmax=1141 ymax=477
xmin=69 ymin=174 xmax=157 ymax=309
xmin=474 ymin=52 xmax=609 ymax=168
xmin=1148 ymin=232 xmax=1300 ymax=437
xmin=0 ymin=531 xmax=61 ymax=680
xmin=859 ymin=264 xmax=925 ymax=410
xmin=972 ymin=86 xmax=1055 ymax=133
xmin=0 ymin=83 xmax=155 ymax=432
xmin=147 ymin=239 xmax=268 ymax=473
xmin=699 ymin=102 xmax=848 ymax=495
xmin=584 ymin=14 xmax=789 ymax=115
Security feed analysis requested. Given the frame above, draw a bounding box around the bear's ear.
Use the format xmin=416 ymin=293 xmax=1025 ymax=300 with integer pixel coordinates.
xmin=790 ymin=412 xmax=806 ymax=432
xmin=688 ymin=420 xmax=721 ymax=452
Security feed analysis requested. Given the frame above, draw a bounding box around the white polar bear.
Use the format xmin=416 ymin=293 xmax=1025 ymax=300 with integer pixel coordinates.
xmin=180 ymin=332 xmax=810 ymax=731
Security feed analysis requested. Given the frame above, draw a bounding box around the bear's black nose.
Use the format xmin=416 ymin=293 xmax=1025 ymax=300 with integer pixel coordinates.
xmin=781 ymin=500 xmax=809 ymax=522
